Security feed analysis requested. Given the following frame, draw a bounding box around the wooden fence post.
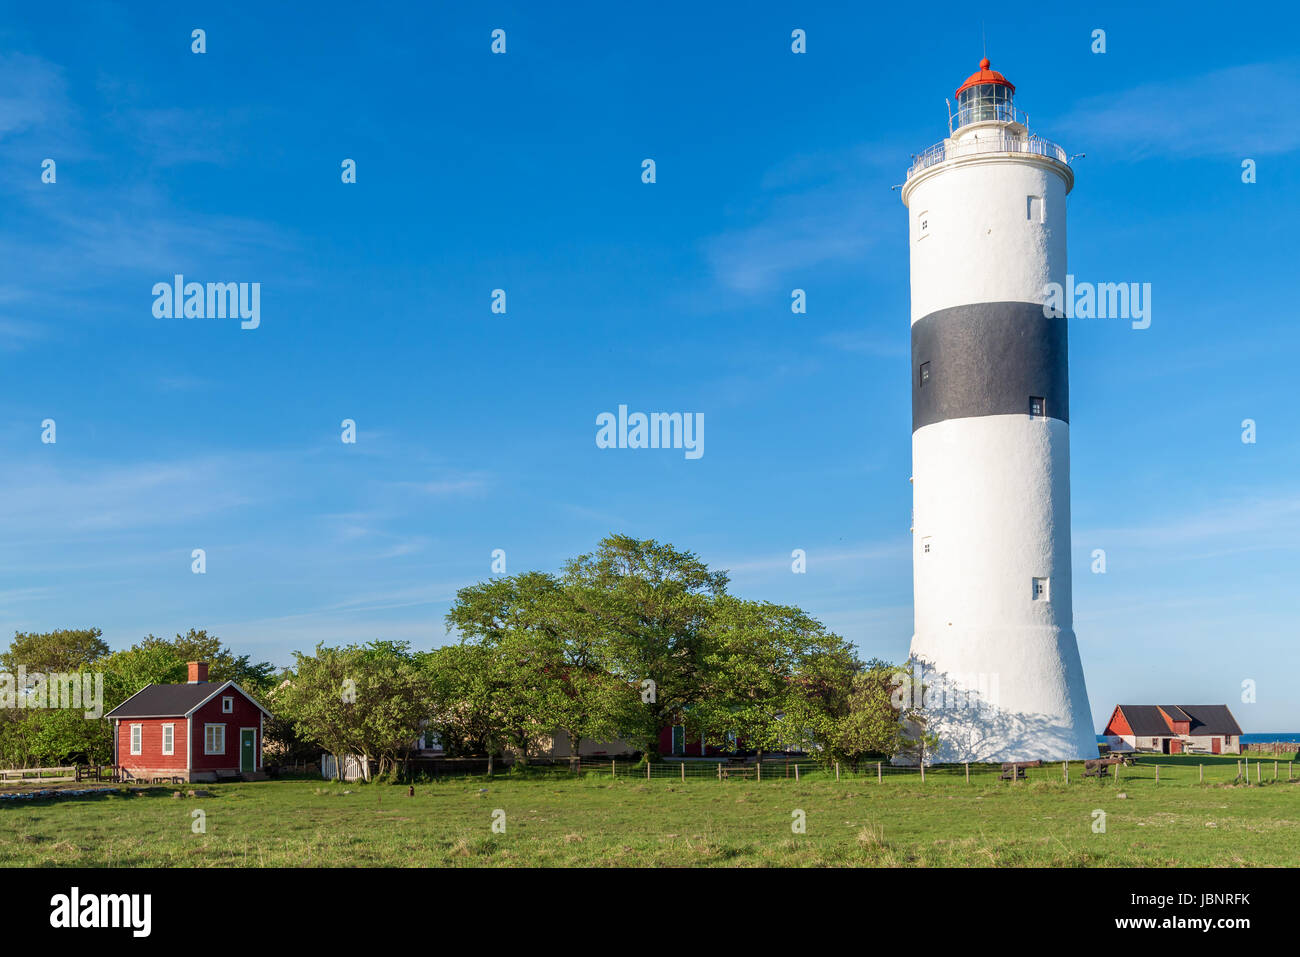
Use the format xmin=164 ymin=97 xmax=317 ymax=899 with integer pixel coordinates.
xmin=795 ymin=763 xmax=800 ymax=782
xmin=681 ymin=762 xmax=685 ymax=783
xmin=1155 ymin=765 xmax=1159 ymax=785
xmin=612 ymin=759 xmax=616 ymax=779
xmin=757 ymin=761 xmax=761 ymax=782
xmin=1274 ymin=761 xmax=1278 ymax=781
xmin=1199 ymin=764 xmax=1203 ymax=783
xmin=920 ymin=762 xmax=925 ymax=783
xmin=877 ymin=761 xmax=882 ymax=784
xmin=1257 ymin=761 xmax=1261 ymax=784
xmin=646 ymin=761 xmax=651 ymax=781
xmin=835 ymin=761 xmax=840 ymax=782
xmin=1113 ymin=761 xmax=1119 ymax=783
xmin=717 ymin=762 xmax=722 ymax=781
xmin=965 ymin=762 xmax=969 ymax=784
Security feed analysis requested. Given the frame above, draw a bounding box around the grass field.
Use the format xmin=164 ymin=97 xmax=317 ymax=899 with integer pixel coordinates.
xmin=1 ymin=756 xmax=1296 ymax=867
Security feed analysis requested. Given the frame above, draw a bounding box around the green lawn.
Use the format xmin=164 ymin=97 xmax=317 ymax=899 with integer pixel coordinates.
xmin=1 ymin=756 xmax=1295 ymax=867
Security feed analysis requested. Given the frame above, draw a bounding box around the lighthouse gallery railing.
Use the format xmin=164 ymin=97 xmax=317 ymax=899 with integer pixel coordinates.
xmin=907 ymin=133 xmax=1068 ymax=180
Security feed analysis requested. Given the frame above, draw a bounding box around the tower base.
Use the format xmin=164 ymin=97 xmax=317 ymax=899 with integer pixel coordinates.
xmin=898 ymin=631 xmax=1098 ymax=764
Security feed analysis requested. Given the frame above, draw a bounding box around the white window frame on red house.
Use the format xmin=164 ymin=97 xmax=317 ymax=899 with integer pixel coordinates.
xmin=204 ymin=723 xmax=226 ymax=755
xmin=221 ymin=696 xmax=234 ymax=714
xmin=162 ymin=723 xmax=175 ymax=756
xmin=130 ymin=723 xmax=143 ymax=755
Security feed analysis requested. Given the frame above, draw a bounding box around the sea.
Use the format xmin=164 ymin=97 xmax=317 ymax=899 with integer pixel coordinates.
xmin=1096 ymin=733 xmax=1300 ymax=743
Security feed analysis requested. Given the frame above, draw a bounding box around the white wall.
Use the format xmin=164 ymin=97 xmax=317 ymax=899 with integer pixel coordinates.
xmin=900 ymin=136 xmax=1093 ymax=762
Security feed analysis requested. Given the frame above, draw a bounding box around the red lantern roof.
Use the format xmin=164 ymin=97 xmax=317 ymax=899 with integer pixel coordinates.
xmin=955 ymin=58 xmax=1015 ymax=98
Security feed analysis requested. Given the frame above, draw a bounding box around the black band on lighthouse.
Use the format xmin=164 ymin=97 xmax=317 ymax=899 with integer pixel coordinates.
xmin=912 ymin=301 xmax=1068 ymax=432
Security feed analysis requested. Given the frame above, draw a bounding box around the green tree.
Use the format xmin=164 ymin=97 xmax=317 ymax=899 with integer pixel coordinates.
xmin=697 ymin=596 xmax=858 ymax=760
xmin=816 ymin=659 xmax=915 ymax=768
xmin=1 ymin=628 xmax=110 ymax=672
xmin=137 ymin=629 xmax=274 ymax=692
xmin=562 ymin=535 xmax=728 ymax=759
xmin=277 ymin=642 xmax=433 ymax=781
xmin=445 ymin=573 xmax=573 ymax=766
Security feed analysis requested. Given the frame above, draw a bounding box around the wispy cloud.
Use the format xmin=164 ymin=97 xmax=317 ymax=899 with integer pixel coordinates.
xmin=819 ymin=330 xmax=907 ymax=358
xmin=391 ymin=473 xmax=491 ymax=497
xmin=0 ymin=455 xmax=268 ymax=538
xmin=1078 ymin=492 xmax=1300 ymax=552
xmin=0 ymin=317 xmax=45 ymax=351
xmin=703 ymin=144 xmax=902 ymax=295
xmin=0 ymin=53 xmax=72 ymax=141
xmin=1061 ymin=60 xmax=1300 ymax=160
xmin=719 ymin=540 xmax=908 ymax=578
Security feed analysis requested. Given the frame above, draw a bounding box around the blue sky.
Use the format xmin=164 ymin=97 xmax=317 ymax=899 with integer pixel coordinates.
xmin=2 ymin=2 xmax=1298 ymax=731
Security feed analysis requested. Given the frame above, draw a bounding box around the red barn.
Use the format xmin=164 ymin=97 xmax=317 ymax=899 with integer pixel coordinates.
xmin=105 ymin=661 xmax=272 ymax=782
xmin=1102 ymin=704 xmax=1242 ymax=755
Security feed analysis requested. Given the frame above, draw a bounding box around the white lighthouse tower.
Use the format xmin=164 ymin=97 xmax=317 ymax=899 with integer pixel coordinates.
xmin=900 ymin=58 xmax=1095 ymax=762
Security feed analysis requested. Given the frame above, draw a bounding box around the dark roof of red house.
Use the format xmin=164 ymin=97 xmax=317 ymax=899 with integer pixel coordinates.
xmin=1117 ymin=705 xmax=1173 ymax=736
xmin=105 ymin=680 xmax=271 ymax=719
xmin=1117 ymin=704 xmax=1241 ymax=737
xmin=1173 ymin=705 xmax=1242 ymax=737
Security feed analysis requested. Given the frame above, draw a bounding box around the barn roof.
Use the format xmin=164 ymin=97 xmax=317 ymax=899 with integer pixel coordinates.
xmin=105 ymin=680 xmax=271 ymax=719
xmin=1117 ymin=705 xmax=1173 ymax=736
xmin=1174 ymin=705 xmax=1243 ymax=736
xmin=1117 ymin=704 xmax=1242 ymax=737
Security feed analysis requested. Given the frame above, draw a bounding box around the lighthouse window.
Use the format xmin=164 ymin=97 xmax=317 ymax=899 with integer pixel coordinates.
xmin=922 ymin=537 xmax=932 ymax=554
xmin=1029 ymin=396 xmax=1044 ymax=418
xmin=1032 ymin=577 xmax=1050 ymax=601
xmin=1027 ymin=195 xmax=1044 ymax=222
xmin=919 ymin=362 xmax=931 ymax=387
xmin=917 ymin=210 xmax=930 ymax=241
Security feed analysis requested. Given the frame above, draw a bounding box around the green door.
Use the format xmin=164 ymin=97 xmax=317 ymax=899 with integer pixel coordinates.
xmin=240 ymin=729 xmax=256 ymax=772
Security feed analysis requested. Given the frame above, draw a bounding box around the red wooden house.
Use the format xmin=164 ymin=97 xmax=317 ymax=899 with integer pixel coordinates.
xmin=105 ymin=661 xmax=272 ymax=782
xmin=1102 ymin=704 xmax=1242 ymax=755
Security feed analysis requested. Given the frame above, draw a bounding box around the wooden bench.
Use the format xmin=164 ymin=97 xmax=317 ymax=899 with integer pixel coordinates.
xmin=719 ymin=758 xmax=752 ymax=780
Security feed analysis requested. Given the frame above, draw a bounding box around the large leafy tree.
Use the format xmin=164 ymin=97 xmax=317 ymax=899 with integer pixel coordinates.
xmin=813 ymin=659 xmax=915 ymax=768
xmin=444 ymin=573 xmax=574 ymax=766
xmin=276 ymin=644 xmax=363 ymax=779
xmin=137 ymin=629 xmax=274 ymax=693
xmin=696 ymin=596 xmax=859 ymax=759
xmin=277 ymin=642 xmax=433 ymax=780
xmin=562 ymin=535 xmax=728 ymax=758
xmin=1 ymin=628 xmax=110 ymax=672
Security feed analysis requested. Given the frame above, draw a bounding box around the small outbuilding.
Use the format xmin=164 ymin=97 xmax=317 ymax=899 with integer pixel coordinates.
xmin=104 ymin=661 xmax=272 ymax=782
xmin=1103 ymin=704 xmax=1242 ymax=755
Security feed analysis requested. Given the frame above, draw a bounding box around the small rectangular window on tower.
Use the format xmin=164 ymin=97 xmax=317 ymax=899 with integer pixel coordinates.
xmin=922 ymin=536 xmax=932 ymax=554
xmin=1029 ymin=396 xmax=1045 ymax=419
xmin=1027 ymin=195 xmax=1044 ymax=222
xmin=919 ymin=362 xmax=931 ymax=387
xmin=917 ymin=209 xmax=930 ymax=241
xmin=1032 ymin=577 xmax=1050 ymax=601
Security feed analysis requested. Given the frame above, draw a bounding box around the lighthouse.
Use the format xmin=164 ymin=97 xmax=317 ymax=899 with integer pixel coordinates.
xmin=900 ymin=58 xmax=1095 ymax=762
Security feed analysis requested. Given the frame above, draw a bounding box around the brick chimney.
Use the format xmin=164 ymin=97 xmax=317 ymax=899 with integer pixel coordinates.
xmin=187 ymin=661 xmax=209 ymax=684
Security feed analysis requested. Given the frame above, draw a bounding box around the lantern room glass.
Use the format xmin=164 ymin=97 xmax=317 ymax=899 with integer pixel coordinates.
xmin=956 ymin=83 xmax=1014 ymax=128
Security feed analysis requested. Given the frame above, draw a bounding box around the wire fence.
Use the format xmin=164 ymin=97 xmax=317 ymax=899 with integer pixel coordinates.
xmin=572 ymin=756 xmax=1298 ymax=788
